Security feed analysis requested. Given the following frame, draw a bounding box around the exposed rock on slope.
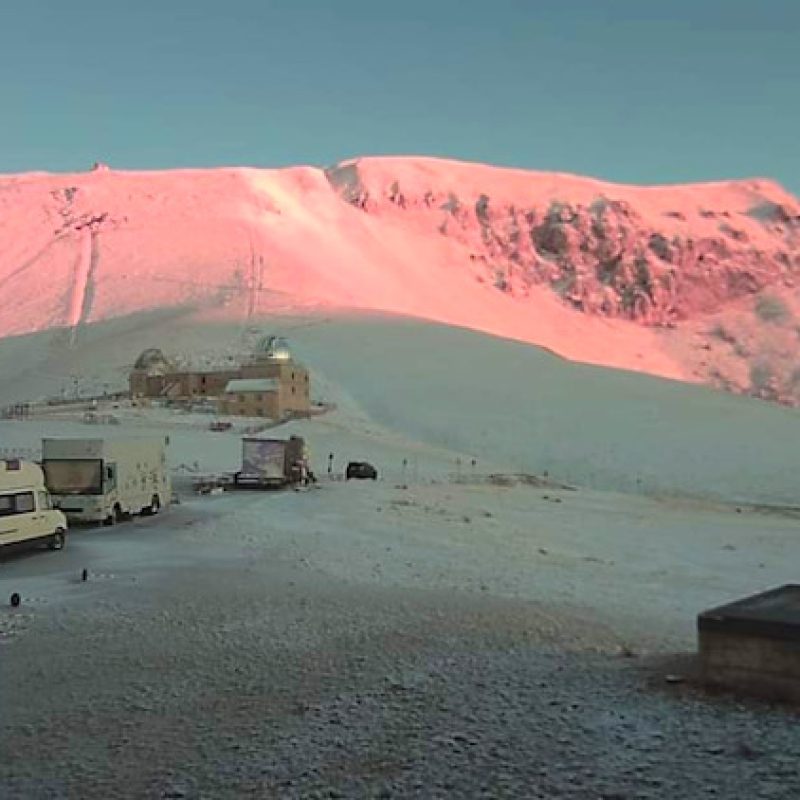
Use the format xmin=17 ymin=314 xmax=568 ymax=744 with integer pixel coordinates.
xmin=327 ymin=157 xmax=800 ymax=326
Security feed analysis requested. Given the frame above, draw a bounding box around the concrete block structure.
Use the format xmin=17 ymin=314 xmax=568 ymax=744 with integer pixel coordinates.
xmin=698 ymin=584 xmax=800 ymax=703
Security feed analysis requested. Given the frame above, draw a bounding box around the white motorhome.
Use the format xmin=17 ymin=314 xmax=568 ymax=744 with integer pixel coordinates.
xmin=41 ymin=437 xmax=171 ymax=525
xmin=0 ymin=459 xmax=67 ymax=553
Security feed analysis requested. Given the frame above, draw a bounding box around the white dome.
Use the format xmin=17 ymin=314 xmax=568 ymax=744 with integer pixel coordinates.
xmin=255 ymin=335 xmax=291 ymax=362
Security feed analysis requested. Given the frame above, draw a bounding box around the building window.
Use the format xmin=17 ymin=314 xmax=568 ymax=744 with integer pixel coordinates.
xmin=238 ymin=395 xmax=245 ymax=403
xmin=291 ymin=387 xmax=296 ymax=394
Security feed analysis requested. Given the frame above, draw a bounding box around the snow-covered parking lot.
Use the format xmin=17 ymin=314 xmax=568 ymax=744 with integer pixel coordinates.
xmin=2 ymin=410 xmax=800 ymax=798
xmin=2 ymin=315 xmax=800 ymax=798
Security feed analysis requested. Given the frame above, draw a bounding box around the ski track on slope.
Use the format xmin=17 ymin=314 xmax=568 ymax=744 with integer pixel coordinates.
xmin=67 ymin=228 xmax=94 ymax=343
xmin=81 ymin=230 xmax=101 ymax=325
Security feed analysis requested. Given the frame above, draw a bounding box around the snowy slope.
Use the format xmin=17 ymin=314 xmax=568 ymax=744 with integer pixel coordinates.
xmin=285 ymin=316 xmax=800 ymax=505
xmin=1 ymin=311 xmax=798 ymax=505
xmin=1 ymin=157 xmax=798 ymax=389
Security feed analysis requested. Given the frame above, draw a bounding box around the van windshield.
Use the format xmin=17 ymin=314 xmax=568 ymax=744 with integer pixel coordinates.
xmin=42 ymin=459 xmax=103 ymax=495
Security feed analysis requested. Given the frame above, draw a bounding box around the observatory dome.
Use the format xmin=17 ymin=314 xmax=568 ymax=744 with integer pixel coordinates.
xmin=255 ymin=335 xmax=291 ymax=362
xmin=133 ymin=348 xmax=173 ymax=375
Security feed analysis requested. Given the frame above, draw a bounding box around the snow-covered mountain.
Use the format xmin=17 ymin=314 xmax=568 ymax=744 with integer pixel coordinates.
xmin=1 ymin=157 xmax=798 ymax=398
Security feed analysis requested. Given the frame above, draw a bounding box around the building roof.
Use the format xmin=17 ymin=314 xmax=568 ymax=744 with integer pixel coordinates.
xmin=224 ymin=378 xmax=279 ymax=394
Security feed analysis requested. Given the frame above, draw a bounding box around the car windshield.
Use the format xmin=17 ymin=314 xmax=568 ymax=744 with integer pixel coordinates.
xmin=42 ymin=459 xmax=103 ymax=495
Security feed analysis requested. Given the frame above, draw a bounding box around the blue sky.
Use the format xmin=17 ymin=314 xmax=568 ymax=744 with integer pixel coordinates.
xmin=1 ymin=1 xmax=798 ymax=192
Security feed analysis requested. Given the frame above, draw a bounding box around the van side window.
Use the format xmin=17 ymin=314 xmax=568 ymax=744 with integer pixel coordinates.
xmin=0 ymin=492 xmax=36 ymax=516
xmin=15 ymin=492 xmax=35 ymax=513
xmin=38 ymin=491 xmax=52 ymax=510
xmin=0 ymin=495 xmax=14 ymax=517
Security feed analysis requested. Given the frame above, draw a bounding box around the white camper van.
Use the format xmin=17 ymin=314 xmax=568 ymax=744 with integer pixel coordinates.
xmin=41 ymin=437 xmax=171 ymax=525
xmin=0 ymin=459 xmax=68 ymax=553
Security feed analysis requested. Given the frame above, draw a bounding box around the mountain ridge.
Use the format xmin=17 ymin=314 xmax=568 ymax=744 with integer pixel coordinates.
xmin=1 ymin=156 xmax=798 ymax=400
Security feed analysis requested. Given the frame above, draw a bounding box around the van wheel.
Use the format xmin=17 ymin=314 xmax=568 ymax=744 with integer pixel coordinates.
xmin=49 ymin=530 xmax=66 ymax=550
xmin=142 ymin=495 xmax=160 ymax=516
xmin=102 ymin=514 xmax=114 ymax=527
xmin=114 ymin=504 xmax=125 ymax=523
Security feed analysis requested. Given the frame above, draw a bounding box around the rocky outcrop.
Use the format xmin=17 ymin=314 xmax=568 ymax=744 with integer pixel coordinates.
xmin=327 ymin=160 xmax=800 ymax=327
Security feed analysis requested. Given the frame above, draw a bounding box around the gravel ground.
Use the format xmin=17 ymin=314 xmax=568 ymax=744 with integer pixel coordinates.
xmin=2 ymin=545 xmax=799 ymax=800
xmin=2 ymin=404 xmax=800 ymax=799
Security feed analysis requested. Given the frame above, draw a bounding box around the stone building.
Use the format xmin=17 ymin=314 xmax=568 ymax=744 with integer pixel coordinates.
xmin=218 ymin=378 xmax=281 ymax=418
xmin=129 ymin=349 xmax=176 ymax=399
xmin=129 ymin=336 xmax=310 ymax=420
xmin=239 ymin=337 xmax=310 ymax=415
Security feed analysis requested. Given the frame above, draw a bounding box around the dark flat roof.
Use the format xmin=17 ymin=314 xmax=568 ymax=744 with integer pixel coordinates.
xmin=698 ymin=584 xmax=800 ymax=642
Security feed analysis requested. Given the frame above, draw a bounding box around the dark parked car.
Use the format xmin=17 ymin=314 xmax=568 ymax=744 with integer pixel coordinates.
xmin=346 ymin=461 xmax=378 ymax=481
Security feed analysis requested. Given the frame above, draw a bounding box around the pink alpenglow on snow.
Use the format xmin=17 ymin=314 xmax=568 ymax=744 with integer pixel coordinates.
xmin=0 ymin=156 xmax=798 ymax=390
